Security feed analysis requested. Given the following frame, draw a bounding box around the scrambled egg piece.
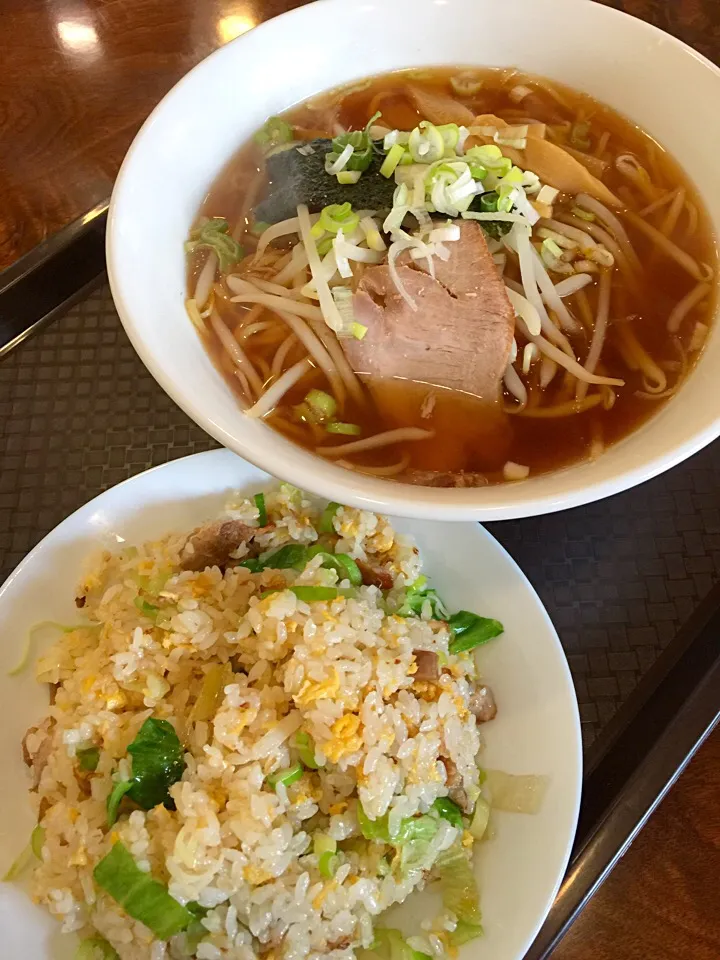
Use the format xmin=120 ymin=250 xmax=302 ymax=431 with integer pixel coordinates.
xmin=226 ymin=706 xmax=258 ymax=736
xmin=191 ymin=572 xmax=215 ymax=598
xmin=324 ymin=713 xmax=363 ymax=763
xmin=312 ymin=880 xmax=336 ymax=910
xmin=244 ymin=864 xmax=272 ymax=885
xmin=294 ymin=668 xmax=340 ymax=705
xmin=328 ymin=801 xmax=347 ymax=815
xmin=412 ymin=680 xmax=440 ymax=701
xmin=208 ymin=784 xmax=228 ymax=807
xmin=462 ymin=830 xmax=475 ymax=848
xmin=105 ymin=688 xmax=127 ymax=711
xmin=453 ymin=695 xmax=470 ymax=720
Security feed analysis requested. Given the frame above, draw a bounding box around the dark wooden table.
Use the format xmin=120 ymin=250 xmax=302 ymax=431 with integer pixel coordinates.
xmin=1 ymin=0 xmax=719 ymax=955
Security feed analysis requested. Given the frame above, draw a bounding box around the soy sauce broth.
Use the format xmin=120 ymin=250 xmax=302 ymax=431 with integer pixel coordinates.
xmin=190 ymin=67 xmax=717 ymax=484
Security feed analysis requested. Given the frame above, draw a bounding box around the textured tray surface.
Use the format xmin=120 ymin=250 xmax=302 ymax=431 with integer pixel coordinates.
xmin=2 ymin=284 xmax=718 ymax=752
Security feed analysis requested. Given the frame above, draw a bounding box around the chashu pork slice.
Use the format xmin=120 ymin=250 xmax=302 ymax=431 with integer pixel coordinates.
xmin=344 ymin=221 xmax=515 ymax=402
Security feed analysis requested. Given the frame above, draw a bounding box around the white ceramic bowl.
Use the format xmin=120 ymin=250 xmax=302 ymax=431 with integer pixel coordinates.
xmin=0 ymin=451 xmax=581 ymax=960
xmin=108 ymin=0 xmax=720 ymax=522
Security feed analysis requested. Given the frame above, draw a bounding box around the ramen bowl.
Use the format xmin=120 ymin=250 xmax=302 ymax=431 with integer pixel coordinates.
xmin=107 ymin=0 xmax=720 ymax=521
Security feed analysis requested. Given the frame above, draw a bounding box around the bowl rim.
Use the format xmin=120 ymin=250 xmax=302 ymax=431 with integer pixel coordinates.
xmin=107 ymin=0 xmax=720 ymax=522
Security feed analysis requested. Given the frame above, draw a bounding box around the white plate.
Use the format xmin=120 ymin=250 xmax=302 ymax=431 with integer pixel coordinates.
xmin=0 ymin=450 xmax=581 ymax=960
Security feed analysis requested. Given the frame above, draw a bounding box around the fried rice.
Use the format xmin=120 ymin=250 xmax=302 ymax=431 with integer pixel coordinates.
xmin=15 ymin=485 xmax=502 ymax=960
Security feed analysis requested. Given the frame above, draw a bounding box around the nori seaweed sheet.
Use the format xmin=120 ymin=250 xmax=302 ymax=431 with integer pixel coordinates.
xmin=254 ymin=139 xmax=395 ymax=223
xmin=253 ymin=139 xmax=512 ymax=242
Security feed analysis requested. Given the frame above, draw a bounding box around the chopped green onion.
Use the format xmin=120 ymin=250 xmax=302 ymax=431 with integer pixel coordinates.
xmin=326 ymin=422 xmax=361 ymax=436
xmin=324 ymin=553 xmax=362 ymax=586
xmin=254 ymin=116 xmax=294 ymax=149
xmin=469 ymin=796 xmax=490 ymax=840
xmin=316 ymin=235 xmax=334 ymax=256
xmin=313 ymin=833 xmax=337 ymax=856
xmin=432 ymin=797 xmax=464 ymax=830
xmin=75 ymin=937 xmax=120 ymax=960
xmin=267 ymin=764 xmax=303 ymax=789
xmin=450 ymin=74 xmax=484 ymax=96
xmin=542 ymin=237 xmax=564 ymax=259
xmin=408 ymin=121 xmax=445 ymax=164
xmin=295 ymin=731 xmax=320 ymax=769
xmin=319 ymin=502 xmax=341 ymax=534
xmin=94 ymin=842 xmax=194 ymax=940
xmin=318 ymin=850 xmax=339 ymax=878
xmin=394 ymin=576 xmax=448 ymax=620
xmin=250 ymin=220 xmax=270 ymax=237
xmin=106 ymin=780 xmax=133 ymax=826
xmin=424 ymin=160 xmax=460 ymax=188
xmin=291 ymin=586 xmax=341 ymax=602
xmin=254 ymin=492 xmax=268 ymax=526
xmin=503 ymin=165 xmax=525 ymax=185
xmin=238 ymin=557 xmax=263 ymax=572
xmin=317 ymin=203 xmax=360 ymax=237
xmin=497 ymin=183 xmax=515 ymax=213
xmin=448 ymin=611 xmax=503 ymax=654
xmin=77 ymin=746 xmax=100 ymax=772
xmin=466 ymin=144 xmax=502 ymax=162
xmin=384 ymin=129 xmax=410 ymax=150
xmin=571 ymin=205 xmax=596 ymax=222
xmin=477 ymin=190 xmax=499 ymax=213
xmin=326 ymin=111 xmax=379 ymax=175
xmin=491 ymin=155 xmax=512 ymax=177
xmin=350 ymin=322 xmax=368 ymax=340
xmin=133 ymin=597 xmax=158 ymax=618
xmin=185 ymin=218 xmax=243 ymax=272
xmin=436 ymin=123 xmax=460 ymax=150
xmin=465 ymin=144 xmax=512 ymax=177
xmin=467 ymin=161 xmax=488 ymax=180
xmin=337 ymin=170 xmax=362 ymax=184
xmin=380 ymin=143 xmax=406 ymax=178
xmin=306 ymin=389 xmax=337 ymax=420
xmin=260 ymin=543 xmax=308 ymax=570
xmin=181 ymin=915 xmax=209 ymax=954
xmin=293 ymin=400 xmax=320 ymax=425
xmin=147 ymin=567 xmax=171 ymax=595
